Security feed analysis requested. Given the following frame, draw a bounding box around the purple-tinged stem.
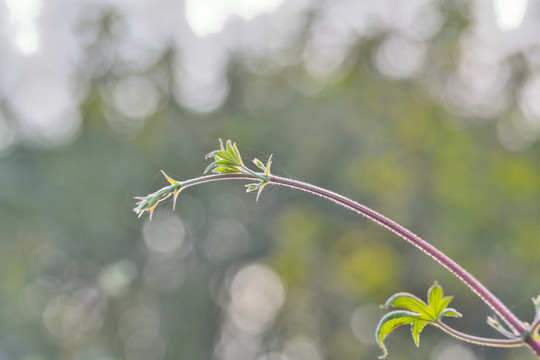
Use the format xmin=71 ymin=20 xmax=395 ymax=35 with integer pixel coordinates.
xmin=436 ymin=321 xmax=522 ymax=348
xmin=179 ymin=173 xmax=540 ymax=356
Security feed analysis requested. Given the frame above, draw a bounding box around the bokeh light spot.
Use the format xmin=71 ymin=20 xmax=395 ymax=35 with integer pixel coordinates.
xmin=283 ymin=337 xmax=324 ymax=360
xmin=431 ymin=343 xmax=477 ymax=360
xmin=143 ymin=212 xmax=186 ymax=254
xmin=229 ymin=263 xmax=285 ymax=332
xmin=375 ymin=35 xmax=426 ymax=79
xmin=494 ymin=0 xmax=527 ymax=30
xmin=185 ymin=0 xmax=284 ymax=36
xmin=99 ymin=260 xmax=137 ymax=298
xmin=5 ymin=0 xmax=42 ymax=55
xmin=112 ymin=75 xmax=160 ymax=119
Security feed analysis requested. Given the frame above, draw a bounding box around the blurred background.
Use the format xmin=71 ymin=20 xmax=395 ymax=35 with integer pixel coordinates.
xmin=1 ymin=0 xmax=539 ymax=359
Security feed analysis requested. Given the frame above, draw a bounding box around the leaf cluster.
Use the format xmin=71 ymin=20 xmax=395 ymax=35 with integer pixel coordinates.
xmin=204 ymin=139 xmax=273 ymax=200
xmin=133 ymin=171 xmax=181 ymax=220
xmin=376 ymin=281 xmax=462 ymax=359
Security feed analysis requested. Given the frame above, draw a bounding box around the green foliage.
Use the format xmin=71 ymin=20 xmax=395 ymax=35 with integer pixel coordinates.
xmin=204 ymin=138 xmax=247 ymax=175
xmin=376 ymin=281 xmax=462 ymax=359
xmin=204 ymin=138 xmax=273 ymax=200
xmin=133 ymin=170 xmax=181 ymax=220
xmin=134 ymin=139 xmax=274 ymax=221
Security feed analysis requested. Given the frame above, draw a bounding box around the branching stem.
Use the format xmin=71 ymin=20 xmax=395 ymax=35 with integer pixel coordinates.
xmin=167 ymin=172 xmax=540 ymax=356
xmin=436 ymin=321 xmax=522 ymax=348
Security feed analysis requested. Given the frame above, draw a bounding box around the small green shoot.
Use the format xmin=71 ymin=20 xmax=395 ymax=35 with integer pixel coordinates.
xmin=133 ymin=139 xmax=540 ymax=357
xmin=133 ymin=170 xmax=182 ymax=220
xmin=376 ymin=281 xmax=462 ymax=359
xmin=204 ymin=138 xmax=273 ymax=200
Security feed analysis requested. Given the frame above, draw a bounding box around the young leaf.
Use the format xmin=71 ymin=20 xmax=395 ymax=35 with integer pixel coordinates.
xmin=161 ymin=170 xmax=179 ymax=185
xmin=411 ymin=319 xmax=429 ymax=346
xmin=440 ymin=308 xmax=462 ymax=318
xmin=427 ymin=281 xmax=454 ymax=319
xmin=255 ymin=182 xmax=268 ymax=201
xmin=533 ymin=295 xmax=540 ymax=322
xmin=245 ymin=183 xmax=260 ymax=192
xmin=383 ymin=292 xmax=430 ymax=317
xmin=265 ymin=154 xmax=273 ymax=176
xmin=376 ymin=310 xmax=424 ymax=359
xmin=376 ymin=281 xmax=462 ymax=358
xmin=203 ymin=139 xmax=273 ymax=201
xmin=253 ymin=158 xmax=265 ymax=170
xmin=133 ymin=171 xmax=183 ymax=219
xmin=160 ymin=171 xmax=182 ymax=209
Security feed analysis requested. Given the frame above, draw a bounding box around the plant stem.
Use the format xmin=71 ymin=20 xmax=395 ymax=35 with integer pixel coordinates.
xmin=436 ymin=321 xmax=522 ymax=348
xmin=178 ymin=173 xmax=540 ymax=356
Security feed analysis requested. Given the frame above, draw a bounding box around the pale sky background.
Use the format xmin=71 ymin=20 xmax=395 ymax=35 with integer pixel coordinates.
xmin=1 ymin=0 xmax=539 ymax=152
xmin=4 ymin=0 xmax=529 ymax=53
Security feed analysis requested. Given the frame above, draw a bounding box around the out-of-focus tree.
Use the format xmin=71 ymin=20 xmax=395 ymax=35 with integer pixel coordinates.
xmin=0 ymin=0 xmax=538 ymax=359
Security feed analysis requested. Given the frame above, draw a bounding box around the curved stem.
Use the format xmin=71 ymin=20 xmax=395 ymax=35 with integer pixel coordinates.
xmin=179 ymin=173 xmax=252 ymax=189
xmin=266 ymin=177 xmax=510 ymax=320
xmin=436 ymin=321 xmax=522 ymax=348
xmin=176 ymin=173 xmax=540 ymax=356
